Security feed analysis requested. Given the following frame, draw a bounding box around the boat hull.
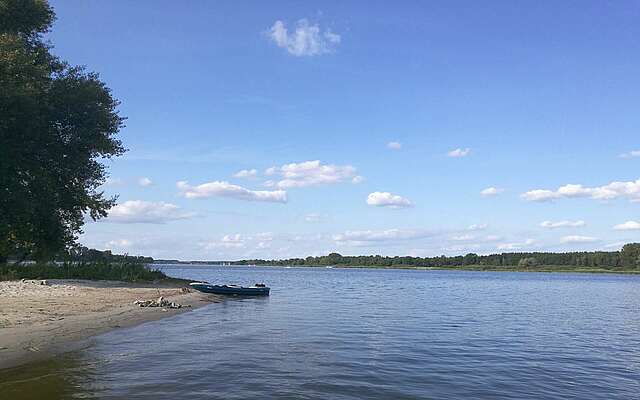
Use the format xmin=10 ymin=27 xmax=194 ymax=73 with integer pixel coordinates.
xmin=190 ymin=283 xmax=270 ymax=296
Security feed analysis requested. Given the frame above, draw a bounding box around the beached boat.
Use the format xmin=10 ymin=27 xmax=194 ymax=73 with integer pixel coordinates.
xmin=189 ymin=282 xmax=270 ymax=296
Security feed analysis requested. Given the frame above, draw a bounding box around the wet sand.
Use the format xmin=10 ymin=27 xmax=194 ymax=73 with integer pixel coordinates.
xmin=0 ymin=279 xmax=218 ymax=370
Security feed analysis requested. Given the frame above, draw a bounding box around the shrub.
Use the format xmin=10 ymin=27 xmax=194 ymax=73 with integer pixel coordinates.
xmin=0 ymin=262 xmax=167 ymax=282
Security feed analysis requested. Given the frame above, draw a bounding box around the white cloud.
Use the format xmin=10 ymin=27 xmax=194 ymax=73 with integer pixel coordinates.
xmin=447 ymin=148 xmax=471 ymax=158
xmin=560 ymin=235 xmax=597 ymax=244
xmin=177 ymin=181 xmax=287 ymax=203
xmin=484 ymin=235 xmax=502 ymax=242
xmin=333 ymin=229 xmax=432 ymax=245
xmin=233 ymin=169 xmax=258 ymax=178
xmin=257 ymin=241 xmax=272 ymax=249
xmin=104 ymin=177 xmax=123 ymax=186
xmin=201 ymin=234 xmax=246 ymax=250
xmin=200 ymin=232 xmax=274 ymax=251
xmin=304 ymin=213 xmax=327 ymax=223
xmin=105 ymin=239 xmax=132 ymax=248
xmin=480 ymin=187 xmax=503 ymax=197
xmin=540 ymin=220 xmax=586 ymax=229
xmin=497 ymin=238 xmax=537 ymax=250
xmin=366 ymin=192 xmax=413 ymax=208
xmin=107 ymin=200 xmax=195 ymax=224
xmin=267 ymin=19 xmax=340 ymax=57
xmin=467 ymin=224 xmax=488 ymax=231
xmin=449 ymin=234 xmax=501 ymax=248
xmin=613 ymin=220 xmax=640 ymax=231
xmin=263 ymin=160 xmax=362 ymax=189
xmin=224 ymin=233 xmax=247 ymax=242
xmin=387 ymin=141 xmax=402 ymax=150
xmin=619 ymin=150 xmax=640 ymax=158
xmin=138 ymin=177 xmax=153 ymax=187
xmin=520 ymin=189 xmax=557 ymax=202
xmin=521 ymin=179 xmax=640 ymax=203
xmin=221 ymin=234 xmax=245 ymax=248
xmin=451 ymin=234 xmax=475 ymax=241
xmin=264 ymin=167 xmax=277 ymax=176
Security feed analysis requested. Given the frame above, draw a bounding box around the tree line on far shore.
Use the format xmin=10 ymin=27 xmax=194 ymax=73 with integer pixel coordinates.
xmin=234 ymin=243 xmax=640 ymax=270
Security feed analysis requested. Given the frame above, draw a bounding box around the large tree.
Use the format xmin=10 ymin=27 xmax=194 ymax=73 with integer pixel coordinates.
xmin=0 ymin=0 xmax=125 ymax=262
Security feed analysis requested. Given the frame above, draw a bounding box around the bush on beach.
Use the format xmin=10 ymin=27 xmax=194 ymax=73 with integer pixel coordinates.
xmin=0 ymin=262 xmax=168 ymax=282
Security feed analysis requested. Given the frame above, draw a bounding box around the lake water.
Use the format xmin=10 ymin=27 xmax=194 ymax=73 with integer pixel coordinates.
xmin=2 ymin=266 xmax=640 ymax=399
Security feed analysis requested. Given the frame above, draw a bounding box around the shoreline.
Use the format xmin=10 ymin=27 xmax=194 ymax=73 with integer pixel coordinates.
xmin=175 ymin=263 xmax=640 ymax=275
xmin=0 ymin=279 xmax=220 ymax=371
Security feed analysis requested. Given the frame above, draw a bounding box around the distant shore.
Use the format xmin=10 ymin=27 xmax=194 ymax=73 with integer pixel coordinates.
xmin=435 ymin=265 xmax=640 ymax=274
xmin=0 ymin=279 xmax=219 ymax=370
xmin=229 ymin=246 xmax=639 ymax=273
xmin=163 ymin=262 xmax=640 ymax=274
xmin=320 ymin=264 xmax=640 ymax=274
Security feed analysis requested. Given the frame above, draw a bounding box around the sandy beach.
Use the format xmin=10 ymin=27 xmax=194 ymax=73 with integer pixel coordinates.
xmin=0 ymin=279 xmax=218 ymax=370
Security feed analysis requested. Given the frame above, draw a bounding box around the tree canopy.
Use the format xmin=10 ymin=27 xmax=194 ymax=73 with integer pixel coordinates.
xmin=236 ymin=245 xmax=640 ymax=270
xmin=0 ymin=0 xmax=125 ymax=262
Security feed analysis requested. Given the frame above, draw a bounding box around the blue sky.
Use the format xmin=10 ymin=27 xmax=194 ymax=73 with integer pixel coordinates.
xmin=48 ymin=1 xmax=640 ymax=260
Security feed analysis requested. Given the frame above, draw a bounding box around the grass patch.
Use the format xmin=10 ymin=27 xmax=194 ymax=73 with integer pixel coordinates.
xmin=0 ymin=262 xmax=171 ymax=282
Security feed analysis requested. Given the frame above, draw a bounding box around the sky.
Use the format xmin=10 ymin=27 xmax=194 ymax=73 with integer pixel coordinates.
xmin=47 ymin=0 xmax=640 ymax=260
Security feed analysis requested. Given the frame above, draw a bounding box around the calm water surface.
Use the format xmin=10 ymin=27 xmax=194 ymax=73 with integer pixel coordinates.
xmin=2 ymin=266 xmax=640 ymax=399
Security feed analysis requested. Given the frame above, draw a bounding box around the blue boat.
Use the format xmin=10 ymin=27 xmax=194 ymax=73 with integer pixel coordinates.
xmin=189 ymin=282 xmax=270 ymax=296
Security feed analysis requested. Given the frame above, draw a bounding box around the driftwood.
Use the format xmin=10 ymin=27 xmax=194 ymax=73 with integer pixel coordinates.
xmin=133 ymin=296 xmax=190 ymax=309
xmin=20 ymin=279 xmax=48 ymax=285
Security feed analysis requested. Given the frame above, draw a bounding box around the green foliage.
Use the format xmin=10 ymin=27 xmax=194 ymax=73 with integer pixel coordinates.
xmin=463 ymin=253 xmax=479 ymax=265
xmin=620 ymin=243 xmax=640 ymax=267
xmin=518 ymin=257 xmax=539 ymax=268
xmin=0 ymin=262 xmax=167 ymax=282
xmin=0 ymin=0 xmax=125 ymax=262
xmin=64 ymin=246 xmax=154 ymax=264
xmin=236 ymin=244 xmax=640 ymax=271
xmin=0 ymin=0 xmax=54 ymax=37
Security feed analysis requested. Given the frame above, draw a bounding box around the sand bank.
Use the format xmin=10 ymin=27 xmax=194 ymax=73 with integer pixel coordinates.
xmin=0 ymin=279 xmax=218 ymax=370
